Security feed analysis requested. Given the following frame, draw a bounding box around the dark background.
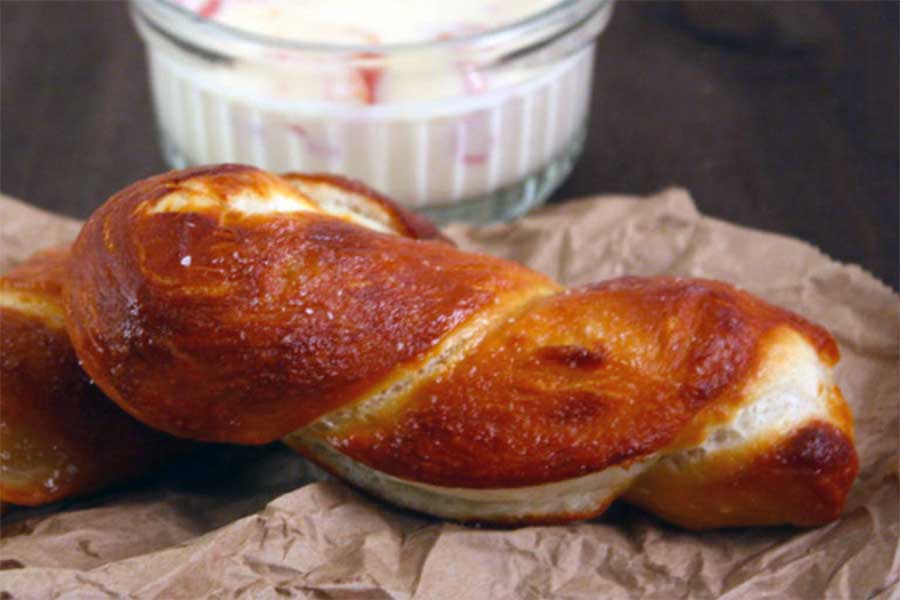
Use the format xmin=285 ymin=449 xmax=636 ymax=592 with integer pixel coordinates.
xmin=2 ymin=1 xmax=897 ymax=287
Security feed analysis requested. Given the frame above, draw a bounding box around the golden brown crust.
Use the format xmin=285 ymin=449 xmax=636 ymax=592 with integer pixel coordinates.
xmin=62 ymin=165 xmax=858 ymax=527
xmin=329 ymin=277 xmax=844 ymax=488
xmin=64 ymin=165 xmax=554 ymax=443
xmin=2 ymin=246 xmax=70 ymax=297
xmin=623 ymin=419 xmax=858 ymax=529
xmin=0 ymin=249 xmax=188 ymax=506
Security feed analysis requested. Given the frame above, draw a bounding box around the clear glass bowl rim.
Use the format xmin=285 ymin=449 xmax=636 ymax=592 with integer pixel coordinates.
xmin=133 ymin=0 xmax=612 ymax=56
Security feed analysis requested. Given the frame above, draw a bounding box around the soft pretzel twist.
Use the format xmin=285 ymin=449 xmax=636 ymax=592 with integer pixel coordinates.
xmin=64 ymin=165 xmax=858 ymax=527
xmin=0 ymin=248 xmax=187 ymax=506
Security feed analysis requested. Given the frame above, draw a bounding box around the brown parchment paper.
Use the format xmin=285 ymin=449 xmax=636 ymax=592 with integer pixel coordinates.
xmin=0 ymin=189 xmax=897 ymax=599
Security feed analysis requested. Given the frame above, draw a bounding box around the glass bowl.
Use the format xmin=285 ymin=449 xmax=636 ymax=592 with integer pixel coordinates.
xmin=130 ymin=0 xmax=614 ymax=222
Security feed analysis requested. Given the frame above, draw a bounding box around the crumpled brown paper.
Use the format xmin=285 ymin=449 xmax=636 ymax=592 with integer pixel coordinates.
xmin=1 ymin=189 xmax=897 ymax=599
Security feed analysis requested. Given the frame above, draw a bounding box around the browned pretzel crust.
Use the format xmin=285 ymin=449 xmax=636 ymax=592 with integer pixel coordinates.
xmin=65 ymin=165 xmax=553 ymax=443
xmin=0 ymin=248 xmax=187 ymax=506
xmin=329 ymin=277 xmax=844 ymax=487
xmin=63 ymin=165 xmax=858 ymax=527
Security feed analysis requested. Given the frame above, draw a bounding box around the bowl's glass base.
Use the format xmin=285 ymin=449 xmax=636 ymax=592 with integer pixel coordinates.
xmin=418 ymin=127 xmax=587 ymax=224
xmin=158 ymin=124 xmax=586 ymax=225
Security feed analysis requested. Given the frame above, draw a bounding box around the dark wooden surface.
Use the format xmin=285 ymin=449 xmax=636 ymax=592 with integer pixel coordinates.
xmin=2 ymin=1 xmax=897 ymax=287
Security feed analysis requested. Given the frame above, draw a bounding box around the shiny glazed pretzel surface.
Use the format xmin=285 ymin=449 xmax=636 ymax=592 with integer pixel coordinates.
xmin=0 ymin=248 xmax=186 ymax=506
xmin=61 ymin=165 xmax=858 ymax=527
